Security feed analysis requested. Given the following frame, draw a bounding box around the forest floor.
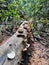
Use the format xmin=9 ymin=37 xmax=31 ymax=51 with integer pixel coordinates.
xmin=28 ymin=40 xmax=49 ymax=65
xmin=0 ymin=35 xmax=10 ymax=45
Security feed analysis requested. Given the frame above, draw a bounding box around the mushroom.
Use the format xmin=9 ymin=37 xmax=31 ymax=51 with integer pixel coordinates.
xmin=18 ymin=28 xmax=23 ymax=33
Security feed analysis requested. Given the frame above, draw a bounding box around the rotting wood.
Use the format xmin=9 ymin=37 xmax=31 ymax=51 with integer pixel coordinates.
xmin=0 ymin=21 xmax=31 ymax=65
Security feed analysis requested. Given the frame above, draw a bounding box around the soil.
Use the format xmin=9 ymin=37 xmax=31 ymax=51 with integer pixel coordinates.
xmin=0 ymin=35 xmax=10 ymax=45
xmin=28 ymin=42 xmax=49 ymax=65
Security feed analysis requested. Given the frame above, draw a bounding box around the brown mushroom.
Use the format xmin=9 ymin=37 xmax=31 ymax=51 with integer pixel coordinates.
xmin=18 ymin=28 xmax=23 ymax=33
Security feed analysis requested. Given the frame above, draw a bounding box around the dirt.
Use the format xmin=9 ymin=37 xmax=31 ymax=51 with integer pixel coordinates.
xmin=0 ymin=35 xmax=10 ymax=45
xmin=28 ymin=42 xmax=49 ymax=65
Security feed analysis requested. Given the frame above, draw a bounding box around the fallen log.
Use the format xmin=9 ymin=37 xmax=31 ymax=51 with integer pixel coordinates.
xmin=0 ymin=21 xmax=31 ymax=65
